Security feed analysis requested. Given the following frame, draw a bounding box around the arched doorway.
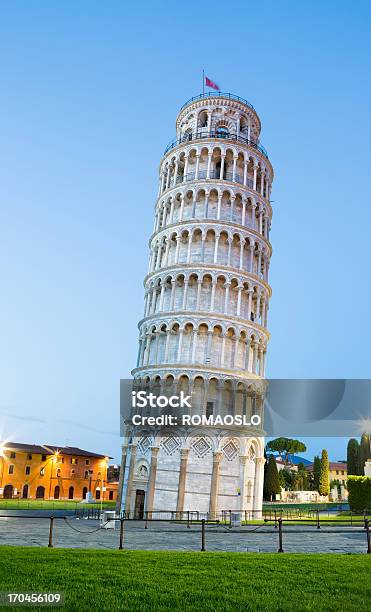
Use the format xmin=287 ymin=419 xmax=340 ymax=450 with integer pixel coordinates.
xmin=3 ymin=485 xmax=13 ymax=499
xmin=82 ymin=487 xmax=88 ymax=500
xmin=36 ymin=486 xmax=45 ymax=499
xmin=134 ymin=490 xmax=145 ymax=519
xmin=68 ymin=486 xmax=74 ymax=500
xmin=95 ymin=489 xmax=101 ymax=500
xmin=22 ymin=484 xmax=29 ymax=499
xmin=54 ymin=485 xmax=60 ymax=500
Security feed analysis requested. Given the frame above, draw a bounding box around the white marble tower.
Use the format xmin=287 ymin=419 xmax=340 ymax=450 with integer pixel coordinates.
xmin=119 ymin=92 xmax=273 ymax=519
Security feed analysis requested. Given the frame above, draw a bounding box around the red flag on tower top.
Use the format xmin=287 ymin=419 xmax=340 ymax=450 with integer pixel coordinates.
xmin=205 ymin=76 xmax=220 ymax=91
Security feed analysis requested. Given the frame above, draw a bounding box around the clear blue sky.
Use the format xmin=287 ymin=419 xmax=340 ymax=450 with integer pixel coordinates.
xmin=1 ymin=2 xmax=370 ymax=462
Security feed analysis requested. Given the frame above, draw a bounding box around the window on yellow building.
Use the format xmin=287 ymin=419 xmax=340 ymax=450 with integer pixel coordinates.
xmin=85 ymin=460 xmax=90 ymax=465
xmin=10 ymin=452 xmax=16 ymax=459
xmin=28 ymin=454 xmax=32 ymax=460
xmin=8 ymin=465 xmax=14 ymax=474
xmin=71 ymin=458 xmax=77 ymax=465
xmin=41 ymin=455 xmax=47 ymax=462
xmin=25 ymin=466 xmax=31 ymax=475
xmin=40 ymin=468 xmax=45 ymax=476
xmin=84 ymin=471 xmax=89 ymax=478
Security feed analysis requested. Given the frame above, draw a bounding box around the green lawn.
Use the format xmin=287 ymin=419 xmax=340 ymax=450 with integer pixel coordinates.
xmin=0 ymin=499 xmax=116 ymax=511
xmin=0 ymin=548 xmax=369 ymax=611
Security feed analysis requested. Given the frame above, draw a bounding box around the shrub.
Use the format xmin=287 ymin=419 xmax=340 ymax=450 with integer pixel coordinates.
xmin=347 ymin=476 xmax=371 ymax=512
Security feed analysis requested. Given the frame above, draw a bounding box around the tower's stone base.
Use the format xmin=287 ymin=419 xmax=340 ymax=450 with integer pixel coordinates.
xmin=120 ymin=431 xmax=265 ymax=519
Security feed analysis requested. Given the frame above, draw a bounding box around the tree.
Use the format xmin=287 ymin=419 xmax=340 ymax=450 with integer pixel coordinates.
xmin=319 ymin=449 xmax=330 ymax=496
xmin=347 ymin=438 xmax=361 ymax=476
xmin=360 ymin=433 xmax=371 ymax=474
xmin=266 ymin=438 xmax=307 ymax=465
xmin=296 ymin=462 xmax=309 ymax=491
xmin=313 ymin=455 xmax=321 ymax=490
xmin=264 ymin=456 xmax=281 ymax=501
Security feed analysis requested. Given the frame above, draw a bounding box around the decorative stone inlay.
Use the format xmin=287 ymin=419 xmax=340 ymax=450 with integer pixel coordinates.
xmin=191 ymin=436 xmax=212 ymax=458
xmin=160 ymin=436 xmax=181 ymax=456
xmin=222 ymin=439 xmax=239 ymax=461
xmin=138 ymin=436 xmax=153 ymax=455
xmin=248 ymin=446 xmax=256 ymax=461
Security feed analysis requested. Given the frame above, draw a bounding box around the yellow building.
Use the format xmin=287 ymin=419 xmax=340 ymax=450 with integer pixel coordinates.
xmin=0 ymin=442 xmax=116 ymax=501
xmin=328 ymin=462 xmax=347 ymax=485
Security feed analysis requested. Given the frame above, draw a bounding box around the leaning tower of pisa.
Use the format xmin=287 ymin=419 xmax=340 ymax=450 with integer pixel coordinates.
xmin=119 ymin=92 xmax=273 ymax=519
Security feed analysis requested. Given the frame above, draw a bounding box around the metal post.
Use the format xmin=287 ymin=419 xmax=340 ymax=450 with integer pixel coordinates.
xmin=201 ymin=519 xmax=206 ymax=552
xmin=365 ymin=519 xmax=371 ymax=554
xmin=187 ymin=510 xmax=190 ymax=529
xmin=278 ymin=518 xmax=283 ymax=553
xmin=316 ymin=510 xmax=320 ymax=530
xmin=274 ymin=510 xmax=277 ymax=529
xmin=119 ymin=518 xmax=124 ymax=550
xmin=48 ymin=517 xmax=54 ymax=548
xmin=229 ymin=510 xmax=232 ymax=529
xmin=145 ymin=511 xmax=148 ymax=529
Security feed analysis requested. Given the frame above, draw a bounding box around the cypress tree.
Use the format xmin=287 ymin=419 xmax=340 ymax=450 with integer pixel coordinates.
xmin=313 ymin=455 xmax=321 ymax=489
xmin=360 ymin=433 xmax=371 ymax=474
xmin=264 ymin=456 xmax=281 ymax=501
xmin=319 ymin=449 xmax=330 ymax=496
xmin=347 ymin=438 xmax=361 ymax=475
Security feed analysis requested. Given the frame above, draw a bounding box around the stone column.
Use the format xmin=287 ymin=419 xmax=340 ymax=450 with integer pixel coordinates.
xmin=196 ymin=279 xmax=202 ymax=310
xmin=116 ymin=444 xmax=128 ymax=512
xmin=243 ymin=161 xmax=248 ymax=187
xmin=183 ymin=155 xmax=189 ymax=178
xmin=249 ymin=243 xmax=255 ymax=273
xmin=210 ymin=279 xmax=216 ymax=310
xmin=182 ymin=279 xmax=189 ymax=310
xmin=170 ymin=280 xmax=176 ymax=309
xmin=195 ymin=154 xmax=200 ymax=180
xmin=239 ymin=456 xmax=249 ymax=512
xmin=179 ymin=195 xmax=184 ymax=221
xmin=253 ymin=164 xmax=258 ymax=191
xmin=204 ymin=192 xmax=209 ymax=218
xmin=169 ymin=198 xmax=175 ymax=223
xmin=173 ymin=161 xmax=178 ymax=187
xmin=209 ymin=451 xmax=223 ymax=517
xmin=253 ymin=457 xmax=266 ymax=519
xmin=239 ymin=240 xmax=244 ymax=269
xmin=176 ymin=448 xmax=189 ymax=518
xmin=213 ymin=235 xmax=220 ymax=264
xmin=124 ymin=443 xmax=138 ymax=515
xmin=216 ymin=194 xmax=222 ymax=222
xmin=260 ymin=171 xmax=265 ymax=196
xmin=237 ymin=286 xmax=242 ymax=317
xmin=220 ymin=154 xmax=225 ymax=180
xmin=146 ymin=446 xmax=160 ymax=518
xmin=206 ymin=152 xmax=212 ymax=179
xmin=191 ymin=329 xmax=198 ymax=362
xmin=232 ymin=155 xmax=237 ymax=182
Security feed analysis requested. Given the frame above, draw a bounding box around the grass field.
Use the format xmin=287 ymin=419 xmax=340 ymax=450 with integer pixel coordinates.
xmin=0 ymin=548 xmax=369 ymax=611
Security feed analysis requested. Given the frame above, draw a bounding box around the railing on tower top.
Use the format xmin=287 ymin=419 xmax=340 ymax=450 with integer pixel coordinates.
xmin=179 ymin=92 xmax=256 ymax=112
xmin=164 ymin=130 xmax=269 ymax=159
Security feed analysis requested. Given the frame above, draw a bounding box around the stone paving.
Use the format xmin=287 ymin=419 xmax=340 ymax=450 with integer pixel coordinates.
xmin=0 ymin=517 xmax=368 ymax=554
